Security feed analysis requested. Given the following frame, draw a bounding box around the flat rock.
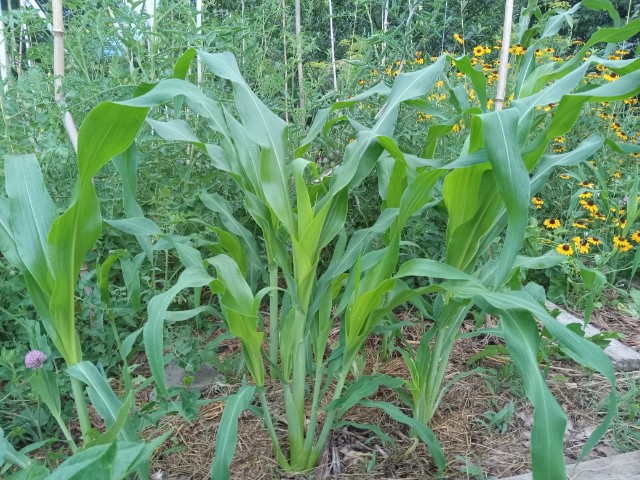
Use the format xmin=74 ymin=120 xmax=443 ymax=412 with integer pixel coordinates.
xmin=164 ymin=361 xmax=223 ymax=390
xmin=546 ymin=301 xmax=640 ymax=371
xmin=501 ymin=450 xmax=640 ymax=479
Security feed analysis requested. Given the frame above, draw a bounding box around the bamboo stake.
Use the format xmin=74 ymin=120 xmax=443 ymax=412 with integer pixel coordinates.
xmin=196 ymin=0 xmax=203 ymax=85
xmin=294 ymin=0 xmax=304 ymax=109
xmin=281 ymin=0 xmax=289 ymax=123
xmin=494 ymin=0 xmax=514 ymax=112
xmin=0 ymin=3 xmax=8 ymax=92
xmin=381 ymin=0 xmax=389 ymax=65
xmin=52 ymin=0 xmax=78 ymax=151
xmin=328 ymin=0 xmax=337 ymax=91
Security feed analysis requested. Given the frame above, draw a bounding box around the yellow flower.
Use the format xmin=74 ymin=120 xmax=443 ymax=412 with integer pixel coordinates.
xmin=630 ymin=231 xmax=640 ymax=243
xmin=473 ymin=46 xmax=485 ymax=57
xmin=359 ymin=79 xmax=365 ymax=86
xmin=555 ymin=136 xmax=566 ymax=144
xmin=543 ymin=218 xmax=561 ymax=229
xmin=579 ymin=191 xmax=592 ymax=199
xmin=572 ymin=237 xmax=590 ymax=254
xmin=613 ymin=236 xmax=633 ymax=252
xmin=588 ymin=236 xmax=602 ymax=245
xmin=454 ymin=33 xmax=464 ymax=44
xmin=572 ymin=220 xmax=587 ymax=229
xmin=559 ymin=174 xmax=571 ymax=180
xmin=613 ymin=171 xmax=622 ymax=179
xmin=487 ymin=98 xmax=494 ymax=110
xmin=578 ymin=180 xmax=594 ymax=188
xmin=556 ymin=243 xmax=573 ymax=256
xmin=580 ymin=199 xmax=599 ymax=214
xmin=532 ymin=197 xmax=544 ymax=209
xmin=603 ymin=72 xmax=620 ymax=82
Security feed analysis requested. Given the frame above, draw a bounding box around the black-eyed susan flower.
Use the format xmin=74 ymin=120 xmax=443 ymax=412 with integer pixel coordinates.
xmin=580 ymin=199 xmax=599 ymax=214
xmin=579 ymin=191 xmax=592 ymax=199
xmin=473 ymin=46 xmax=485 ymax=57
xmin=579 ymin=180 xmax=594 ymax=189
xmin=454 ymin=33 xmax=464 ymax=44
xmin=613 ymin=236 xmax=633 ymax=252
xmin=543 ymin=218 xmax=561 ymax=229
xmin=556 ymin=243 xmax=573 ymax=256
xmin=592 ymin=212 xmax=606 ymax=221
xmin=572 ymin=237 xmax=590 ymax=254
xmin=588 ymin=236 xmax=602 ymax=245
xmin=559 ymin=174 xmax=571 ymax=180
xmin=532 ymin=197 xmax=544 ymax=209
xmin=572 ymin=220 xmax=588 ymax=229
xmin=631 ymin=231 xmax=640 ymax=243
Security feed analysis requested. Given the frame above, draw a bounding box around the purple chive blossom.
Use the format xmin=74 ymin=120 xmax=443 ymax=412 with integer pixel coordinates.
xmin=24 ymin=350 xmax=47 ymax=369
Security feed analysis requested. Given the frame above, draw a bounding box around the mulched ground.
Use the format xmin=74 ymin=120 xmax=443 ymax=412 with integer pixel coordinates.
xmin=144 ymin=305 xmax=640 ymax=480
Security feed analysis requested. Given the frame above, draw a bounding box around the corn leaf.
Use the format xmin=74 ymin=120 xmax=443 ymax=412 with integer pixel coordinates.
xmin=210 ymin=385 xmax=256 ymax=480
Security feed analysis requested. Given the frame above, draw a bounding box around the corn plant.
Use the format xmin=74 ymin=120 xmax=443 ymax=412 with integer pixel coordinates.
xmin=97 ymin=49 xmax=450 ymax=474
xmin=0 ymin=90 xmax=167 ymax=478
xmin=393 ymin=6 xmax=640 ymax=479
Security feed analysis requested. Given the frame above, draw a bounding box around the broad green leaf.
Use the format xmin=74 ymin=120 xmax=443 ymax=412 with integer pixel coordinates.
xmin=210 ymin=385 xmax=256 ymax=480
xmin=112 ymin=144 xmax=154 ymax=261
xmin=501 ymin=311 xmax=566 ymax=480
xmin=480 ymin=109 xmax=529 ymax=287
xmin=360 ymin=400 xmax=445 ymax=473
xmin=325 ymin=374 xmax=404 ymax=418
xmin=66 ymin=361 xmax=136 ymax=443
xmin=583 ymin=0 xmax=620 ymax=26
xmin=48 ymin=103 xmax=148 ymax=365
xmin=144 ymin=265 xmax=215 ymax=397
xmin=4 ymin=155 xmax=56 ymax=296
xmin=209 ymin=255 xmax=265 ymax=386
xmin=104 ymin=217 xmax=162 ymax=236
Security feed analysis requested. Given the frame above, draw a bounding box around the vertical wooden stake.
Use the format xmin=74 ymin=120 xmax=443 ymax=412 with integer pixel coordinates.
xmin=282 ymin=0 xmax=289 ymax=122
xmin=0 ymin=3 xmax=8 ymax=92
xmin=196 ymin=0 xmax=203 ymax=85
xmin=294 ymin=0 xmax=304 ymax=110
xmin=495 ymin=0 xmax=514 ymax=112
xmin=52 ymin=0 xmax=78 ymax=152
xmin=328 ymin=0 xmax=337 ymax=91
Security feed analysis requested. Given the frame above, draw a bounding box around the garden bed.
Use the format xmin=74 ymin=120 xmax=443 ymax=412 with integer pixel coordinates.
xmin=145 ymin=307 xmax=639 ymax=480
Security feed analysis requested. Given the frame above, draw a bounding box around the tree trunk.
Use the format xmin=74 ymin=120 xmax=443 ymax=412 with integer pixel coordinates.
xmin=294 ymin=0 xmax=304 ymax=110
xmin=495 ymin=0 xmax=514 ymax=112
xmin=52 ymin=0 xmax=78 ymax=151
xmin=328 ymin=0 xmax=337 ymax=90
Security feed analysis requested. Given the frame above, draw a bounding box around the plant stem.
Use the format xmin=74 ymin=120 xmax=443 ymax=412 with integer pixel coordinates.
xmin=418 ymin=300 xmax=470 ymax=425
xmin=70 ymin=376 xmax=91 ymax=439
xmin=308 ymin=372 xmax=346 ymax=468
xmin=53 ymin=413 xmax=78 ymax=452
xmin=287 ymin=308 xmax=308 ymax=470
xmin=268 ymin=261 xmax=279 ymax=379
xmin=302 ymin=362 xmax=324 ymax=456
xmin=259 ymin=389 xmax=290 ymax=470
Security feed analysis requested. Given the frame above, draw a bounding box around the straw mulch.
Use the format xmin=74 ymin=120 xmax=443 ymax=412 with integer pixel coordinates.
xmin=145 ymin=308 xmax=638 ymax=480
